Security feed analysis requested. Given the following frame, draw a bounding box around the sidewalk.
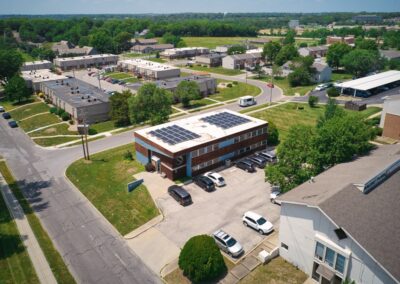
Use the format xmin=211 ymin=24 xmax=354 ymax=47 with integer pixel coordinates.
xmin=0 ymin=173 xmax=57 ymax=284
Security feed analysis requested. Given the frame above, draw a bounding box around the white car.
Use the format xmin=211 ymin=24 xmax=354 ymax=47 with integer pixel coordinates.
xmin=212 ymin=229 xmax=244 ymax=257
xmin=0 ymin=106 xmax=4 ymax=112
xmin=314 ymin=83 xmax=328 ymax=91
xmin=204 ymin=172 xmax=225 ymax=187
xmin=242 ymin=211 xmax=274 ymax=234
xmin=270 ymin=185 xmax=281 ymax=204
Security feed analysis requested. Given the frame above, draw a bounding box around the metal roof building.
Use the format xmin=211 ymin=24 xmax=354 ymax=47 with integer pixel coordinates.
xmin=337 ymin=70 xmax=400 ymax=97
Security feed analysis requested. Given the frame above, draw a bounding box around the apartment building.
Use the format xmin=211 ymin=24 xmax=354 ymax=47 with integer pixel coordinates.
xmin=222 ymin=53 xmax=262 ymax=70
xmin=22 ymin=69 xmax=67 ymax=91
xmin=326 ymin=36 xmax=355 ymax=45
xmin=53 ymin=54 xmax=118 ymax=71
xmin=195 ymin=53 xmax=225 ymax=67
xmin=298 ymin=45 xmax=329 ymax=58
xmin=131 ymin=44 xmax=174 ymax=54
xmin=160 ymin=47 xmax=210 ymax=59
xmin=118 ymin=59 xmax=180 ymax=80
xmin=21 ymin=60 xmax=52 ymax=72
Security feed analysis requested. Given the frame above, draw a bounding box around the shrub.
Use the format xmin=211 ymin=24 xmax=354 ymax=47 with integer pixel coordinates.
xmin=49 ymin=107 xmax=57 ymax=114
xmin=88 ymin=128 xmax=97 ymax=135
xmin=123 ymin=150 xmax=134 ymax=161
xmin=56 ymin=108 xmax=65 ymax=116
xmin=179 ymin=235 xmax=227 ymax=283
xmin=267 ymin=121 xmax=279 ymax=146
xmin=232 ymin=81 xmax=239 ymax=85
xmin=227 ymin=83 xmax=233 ymax=88
xmin=68 ymin=120 xmax=74 ymax=125
xmin=61 ymin=112 xmax=70 ymax=121
xmin=327 ymin=87 xmax=340 ymax=97
xmin=308 ymin=95 xmax=319 ymax=108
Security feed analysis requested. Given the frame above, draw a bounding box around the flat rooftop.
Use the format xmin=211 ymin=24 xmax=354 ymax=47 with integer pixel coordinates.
xmin=22 ymin=69 xmax=67 ymax=83
xmin=54 ymin=54 xmax=118 ymax=62
xmin=127 ymin=75 xmax=215 ymax=90
xmin=42 ymin=77 xmax=109 ymax=107
xmin=119 ymin=59 xmax=179 ymax=71
xmin=161 ymin=47 xmax=209 ymax=55
xmin=23 ymin=60 xmax=52 ymax=66
xmin=135 ymin=109 xmax=267 ymax=153
xmin=337 ymin=70 xmax=400 ymax=91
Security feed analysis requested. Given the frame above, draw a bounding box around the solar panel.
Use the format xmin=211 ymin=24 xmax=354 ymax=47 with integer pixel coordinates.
xmin=148 ymin=125 xmax=200 ymax=145
xmin=201 ymin=112 xmax=250 ymax=129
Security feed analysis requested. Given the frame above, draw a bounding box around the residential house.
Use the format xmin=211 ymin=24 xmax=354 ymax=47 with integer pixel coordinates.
xmin=222 ymin=53 xmax=262 ymax=70
xmin=52 ymin=40 xmax=97 ymax=56
xmin=278 ymin=145 xmax=400 ymax=284
xmin=299 ymin=45 xmax=329 ymax=58
xmin=312 ymin=62 xmax=332 ymax=83
xmin=326 ymin=36 xmax=355 ymax=45
xmin=380 ymin=50 xmax=400 ymax=61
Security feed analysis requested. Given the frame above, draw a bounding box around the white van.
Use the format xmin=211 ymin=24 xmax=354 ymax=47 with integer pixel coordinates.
xmin=238 ymin=96 xmax=256 ymax=107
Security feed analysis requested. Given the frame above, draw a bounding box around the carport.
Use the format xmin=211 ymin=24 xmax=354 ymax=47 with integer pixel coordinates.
xmin=337 ymin=70 xmax=400 ymax=97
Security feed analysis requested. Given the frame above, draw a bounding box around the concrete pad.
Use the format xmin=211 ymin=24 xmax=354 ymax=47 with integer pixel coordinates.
xmin=124 ymin=214 xmax=163 ymax=239
xmin=241 ymin=256 xmax=260 ymax=271
xmin=219 ymin=273 xmax=239 ymax=284
xmin=126 ymin=227 xmax=180 ymax=274
xmin=230 ymin=264 xmax=250 ymax=280
xmin=134 ymin=172 xmax=173 ymax=201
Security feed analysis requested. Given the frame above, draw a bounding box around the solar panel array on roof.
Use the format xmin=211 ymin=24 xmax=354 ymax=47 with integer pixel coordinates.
xmin=148 ymin=125 xmax=200 ymax=145
xmin=201 ymin=112 xmax=251 ymax=129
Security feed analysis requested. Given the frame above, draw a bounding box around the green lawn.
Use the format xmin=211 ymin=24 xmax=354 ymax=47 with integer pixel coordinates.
xmin=258 ymin=76 xmax=316 ymax=96
xmin=32 ymin=136 xmax=80 ymax=147
xmin=239 ymin=103 xmax=275 ymax=114
xmin=0 ymin=161 xmax=76 ymax=283
xmin=0 ymin=97 xmax=39 ymax=112
xmin=106 ymin=72 xmax=132 ymax=80
xmin=0 ymin=180 xmax=40 ymax=283
xmin=123 ymin=52 xmax=151 ymax=58
xmin=176 ymin=98 xmax=216 ymax=110
xmin=29 ymin=123 xmax=78 ymax=137
xmin=240 ymin=257 xmax=308 ymax=284
xmin=189 ymin=65 xmax=243 ymax=76
xmin=250 ymin=103 xmax=381 ymax=142
xmin=18 ymin=50 xmax=36 ymax=62
xmin=147 ymin=57 xmax=167 ymax=63
xmin=331 ymin=71 xmax=353 ymax=82
xmin=9 ymin=102 xmax=50 ymax=121
xmin=89 ymin=120 xmax=120 ymax=134
xmin=210 ymin=82 xmax=260 ymax=101
xmin=66 ymin=144 xmax=159 ymax=235
xmin=181 ymin=37 xmax=256 ymax=49
xmin=19 ymin=113 xmax=61 ymax=132
xmin=124 ymin=77 xmax=140 ymax=83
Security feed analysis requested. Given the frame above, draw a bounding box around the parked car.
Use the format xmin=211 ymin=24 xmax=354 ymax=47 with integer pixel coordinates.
xmin=167 ymin=185 xmax=192 ymax=206
xmin=248 ymin=155 xmax=267 ymax=169
xmin=270 ymin=185 xmax=282 ymax=205
xmin=212 ymin=229 xmax=243 ymax=257
xmin=238 ymin=96 xmax=256 ymax=107
xmin=8 ymin=120 xmax=18 ymax=128
xmin=242 ymin=211 xmax=274 ymax=234
xmin=0 ymin=106 xmax=5 ymax=112
xmin=204 ymin=172 xmax=225 ymax=187
xmin=314 ymin=83 xmax=332 ymax=91
xmin=2 ymin=112 xmax=11 ymax=119
xmin=236 ymin=159 xmax=256 ymax=172
xmin=194 ymin=175 xmax=215 ymax=192
xmin=257 ymin=151 xmax=276 ymax=163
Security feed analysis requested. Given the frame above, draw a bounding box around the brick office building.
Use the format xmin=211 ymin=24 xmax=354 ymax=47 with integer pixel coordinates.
xmin=134 ymin=110 xmax=268 ymax=180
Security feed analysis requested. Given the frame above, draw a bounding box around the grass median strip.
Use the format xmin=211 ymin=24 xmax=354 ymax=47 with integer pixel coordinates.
xmin=211 ymin=82 xmax=260 ymax=101
xmin=0 ymin=161 xmax=76 ymax=284
xmin=9 ymin=102 xmax=50 ymax=121
xmin=0 ymin=178 xmax=40 ymax=283
xmin=32 ymin=136 xmax=81 ymax=147
xmin=19 ymin=113 xmax=61 ymax=132
xmin=66 ymin=143 xmax=159 ymax=235
xmin=189 ymin=65 xmax=243 ymax=76
xmin=29 ymin=123 xmax=78 ymax=137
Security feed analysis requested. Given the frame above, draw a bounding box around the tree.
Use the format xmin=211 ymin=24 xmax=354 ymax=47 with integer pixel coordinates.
xmin=114 ymin=31 xmax=132 ymax=53
xmin=326 ymin=42 xmax=352 ymax=70
xmin=283 ymin=29 xmax=296 ymax=45
xmin=109 ymin=90 xmax=132 ymax=126
xmin=179 ymin=235 xmax=227 ymax=283
xmin=265 ymin=125 xmax=316 ymax=192
xmin=341 ymin=49 xmax=383 ymax=77
xmin=0 ymin=49 xmax=23 ymax=83
xmin=262 ymin=41 xmax=282 ymax=65
xmin=254 ymin=64 xmax=265 ymax=79
xmin=128 ymin=83 xmax=172 ymax=125
xmin=31 ymin=47 xmax=56 ymax=61
xmin=317 ymin=98 xmax=345 ymax=127
xmin=162 ymin=32 xmax=183 ymax=47
xmin=311 ymin=114 xmax=375 ymax=172
xmin=4 ymin=75 xmax=32 ymax=103
xmin=227 ymin=45 xmax=246 ymax=55
xmin=267 ymin=121 xmax=279 ymax=146
xmin=298 ymin=42 xmax=308 ymax=48
xmin=288 ymin=66 xmax=312 ymax=87
xmin=327 ymin=87 xmax=340 ymax=97
xmin=89 ymin=30 xmax=114 ymax=53
xmin=275 ymin=44 xmax=299 ymax=66
xmin=271 ymin=64 xmax=282 ymax=78
xmin=355 ymin=38 xmax=378 ymax=51
xmin=308 ymin=95 xmax=319 ymax=107
xmin=175 ymin=80 xmax=201 ymax=108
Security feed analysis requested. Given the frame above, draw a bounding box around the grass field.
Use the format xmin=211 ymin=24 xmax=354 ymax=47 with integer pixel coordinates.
xmin=105 ymin=72 xmax=139 ymax=83
xmin=176 ymin=98 xmax=216 ymax=110
xmin=239 ymin=103 xmax=276 ymax=114
xmin=331 ymin=71 xmax=353 ymax=82
xmin=10 ymin=102 xmax=50 ymax=121
xmin=0 ymin=161 xmax=76 ymax=283
xmin=240 ymin=257 xmax=308 ymax=284
xmin=89 ymin=120 xmax=120 ymax=134
xmin=66 ymin=144 xmax=159 ymax=235
xmin=0 ymin=97 xmax=39 ymax=112
xmin=147 ymin=57 xmax=167 ymax=63
xmin=257 ymin=76 xmax=316 ymax=96
xmin=33 ymin=136 xmax=80 ymax=147
xmin=210 ymin=82 xmax=260 ymax=101
xmin=182 ymin=37 xmax=257 ymax=49
xmin=123 ymin=52 xmax=150 ymax=58
xmin=19 ymin=113 xmax=61 ymax=132
xmin=0 ymin=180 xmax=40 ymax=283
xmin=250 ymin=103 xmax=381 ymax=142
xmin=189 ymin=65 xmax=243 ymax=76
xmin=29 ymin=123 xmax=78 ymax=137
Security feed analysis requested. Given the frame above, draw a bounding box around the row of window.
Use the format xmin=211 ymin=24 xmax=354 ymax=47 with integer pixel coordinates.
xmin=191 ymin=127 xmax=267 ymax=158
xmin=192 ymin=140 xmax=266 ymax=172
xmin=315 ymin=242 xmax=346 ymax=274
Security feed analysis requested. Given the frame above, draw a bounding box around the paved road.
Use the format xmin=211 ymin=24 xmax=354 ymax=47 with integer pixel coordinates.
xmin=0 ymin=69 xmax=284 ymax=283
xmin=0 ymin=120 xmax=160 ymax=284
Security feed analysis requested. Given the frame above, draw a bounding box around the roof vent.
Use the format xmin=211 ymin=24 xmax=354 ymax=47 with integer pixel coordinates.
xmin=354 ymin=159 xmax=400 ymax=194
xmin=334 ymin=228 xmax=347 ymax=240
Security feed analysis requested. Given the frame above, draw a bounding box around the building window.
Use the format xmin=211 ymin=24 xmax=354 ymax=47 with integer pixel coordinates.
xmin=335 ymin=254 xmax=346 ymax=274
xmin=325 ymin=247 xmax=335 ymax=267
xmin=281 ymin=242 xmax=288 ymax=250
xmin=315 ymin=242 xmax=324 ymax=261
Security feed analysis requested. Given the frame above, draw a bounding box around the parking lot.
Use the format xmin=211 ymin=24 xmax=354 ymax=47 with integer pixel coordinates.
xmin=127 ymin=164 xmax=281 ymax=274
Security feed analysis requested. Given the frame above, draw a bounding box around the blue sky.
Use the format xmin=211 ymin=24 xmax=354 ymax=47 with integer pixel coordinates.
xmin=0 ymin=0 xmax=399 ymax=14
